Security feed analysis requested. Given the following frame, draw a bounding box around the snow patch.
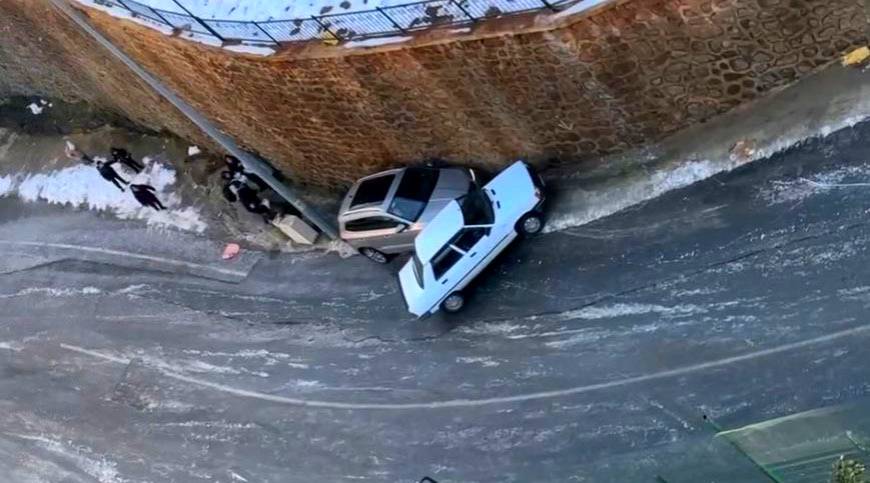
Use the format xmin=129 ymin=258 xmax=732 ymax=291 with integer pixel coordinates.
xmin=528 ymin=302 xmax=706 ymax=322
xmin=554 ymin=0 xmax=613 ymax=19
xmin=6 ymin=161 xmax=207 ymax=233
xmin=0 ymin=341 xmax=21 ymax=352
xmin=223 ymin=44 xmax=275 ymax=56
xmin=8 ymin=434 xmax=126 ymax=483
xmin=0 ymin=175 xmax=15 ymax=197
xmin=546 ymin=114 xmax=870 ymax=234
xmin=344 ymin=36 xmax=412 ymax=48
xmin=187 ymin=145 xmax=201 ymax=156
xmin=0 ymin=287 xmax=103 ymax=298
xmin=759 ymin=164 xmax=870 ymax=205
xmin=545 ymin=159 xmax=722 ymax=232
xmin=456 ymin=356 xmax=500 ymax=367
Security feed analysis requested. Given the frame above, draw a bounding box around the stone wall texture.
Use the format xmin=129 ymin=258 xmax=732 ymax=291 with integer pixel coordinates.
xmin=1 ymin=0 xmax=867 ymax=188
xmin=0 ymin=0 xmax=216 ymax=150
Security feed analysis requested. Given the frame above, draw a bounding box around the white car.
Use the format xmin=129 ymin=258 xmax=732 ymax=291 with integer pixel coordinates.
xmin=398 ymin=161 xmax=545 ymax=317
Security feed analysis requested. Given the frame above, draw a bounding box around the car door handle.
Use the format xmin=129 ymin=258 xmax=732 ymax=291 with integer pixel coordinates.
xmin=441 ymin=279 xmax=449 ymax=285
xmin=470 ymin=252 xmax=477 ymax=257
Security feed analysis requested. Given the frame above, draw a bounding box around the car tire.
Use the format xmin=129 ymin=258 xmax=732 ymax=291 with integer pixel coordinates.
xmin=359 ymin=247 xmax=390 ymax=264
xmin=441 ymin=292 xmax=465 ymax=313
xmin=517 ymin=212 xmax=544 ymax=236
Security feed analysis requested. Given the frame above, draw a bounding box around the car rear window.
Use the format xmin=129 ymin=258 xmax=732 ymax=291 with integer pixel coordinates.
xmin=388 ymin=168 xmax=440 ymax=222
xmin=350 ymin=174 xmax=396 ymax=208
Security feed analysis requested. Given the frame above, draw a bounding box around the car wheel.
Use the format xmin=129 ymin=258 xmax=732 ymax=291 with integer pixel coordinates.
xmin=517 ymin=212 xmax=544 ymax=236
xmin=441 ymin=292 xmax=465 ymax=313
xmin=359 ymin=247 xmax=390 ymax=264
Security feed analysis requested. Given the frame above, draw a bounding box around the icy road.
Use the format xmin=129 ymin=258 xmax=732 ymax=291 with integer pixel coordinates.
xmin=3 ymin=122 xmax=870 ymax=482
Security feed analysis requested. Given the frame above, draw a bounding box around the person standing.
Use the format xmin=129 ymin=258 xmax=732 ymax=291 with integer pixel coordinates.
xmin=130 ymin=184 xmax=165 ymax=211
xmin=96 ymin=160 xmax=128 ymax=192
xmin=110 ymin=147 xmax=144 ymax=173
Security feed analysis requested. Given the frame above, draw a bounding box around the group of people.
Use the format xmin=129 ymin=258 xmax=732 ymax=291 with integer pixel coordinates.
xmin=91 ymin=147 xmax=166 ymax=211
xmin=221 ymin=155 xmax=282 ymax=223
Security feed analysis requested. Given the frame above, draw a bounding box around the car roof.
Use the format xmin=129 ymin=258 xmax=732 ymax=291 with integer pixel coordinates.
xmin=415 ymin=200 xmax=464 ymax=262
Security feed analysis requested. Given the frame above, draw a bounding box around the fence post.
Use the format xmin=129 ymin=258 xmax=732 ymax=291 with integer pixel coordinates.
xmin=311 ymin=15 xmax=341 ymax=42
xmin=170 ymin=0 xmax=225 ymax=42
xmin=450 ymin=0 xmax=477 ymax=23
xmin=117 ymin=0 xmax=172 ymax=29
xmin=376 ymin=7 xmax=407 ymax=33
xmin=539 ymin=0 xmax=558 ymax=12
xmin=253 ymin=22 xmax=280 ymax=46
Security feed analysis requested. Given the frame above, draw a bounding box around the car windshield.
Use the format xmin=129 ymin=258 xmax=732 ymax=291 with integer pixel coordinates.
xmin=412 ymin=254 xmax=425 ymax=288
xmin=388 ymin=168 xmax=439 ymax=221
xmin=459 ymin=186 xmax=494 ymax=225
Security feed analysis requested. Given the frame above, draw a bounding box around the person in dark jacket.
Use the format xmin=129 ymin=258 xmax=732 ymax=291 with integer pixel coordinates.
xmin=130 ymin=184 xmax=165 ymax=211
xmin=227 ymin=179 xmax=275 ymax=223
xmin=225 ymin=155 xmax=244 ymax=174
xmin=110 ymin=148 xmax=144 ymax=173
xmin=96 ymin=160 xmax=128 ymax=192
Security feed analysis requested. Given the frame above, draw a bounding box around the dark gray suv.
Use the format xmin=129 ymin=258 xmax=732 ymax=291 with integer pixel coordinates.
xmin=338 ymin=166 xmax=475 ymax=263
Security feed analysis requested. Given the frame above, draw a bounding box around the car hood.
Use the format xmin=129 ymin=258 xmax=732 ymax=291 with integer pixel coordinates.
xmin=414 ymin=200 xmax=464 ymax=262
xmin=484 ymin=161 xmax=537 ymax=219
xmin=398 ymin=261 xmax=427 ymax=317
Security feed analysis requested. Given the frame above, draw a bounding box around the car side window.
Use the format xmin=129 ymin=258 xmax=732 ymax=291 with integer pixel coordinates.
xmin=345 ymin=216 xmax=402 ymax=232
xmin=432 ymin=247 xmax=463 ymax=280
xmin=454 ymin=228 xmax=487 ymax=251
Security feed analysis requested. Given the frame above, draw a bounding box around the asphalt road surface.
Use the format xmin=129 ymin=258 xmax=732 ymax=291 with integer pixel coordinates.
xmin=3 ymin=121 xmax=870 ymax=483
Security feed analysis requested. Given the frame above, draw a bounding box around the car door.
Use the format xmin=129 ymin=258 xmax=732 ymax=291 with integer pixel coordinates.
xmin=378 ymin=215 xmax=417 ymax=253
xmin=429 ymin=244 xmax=467 ymax=308
xmin=343 ymin=216 xmax=407 ymax=251
xmin=450 ymin=227 xmax=500 ymax=292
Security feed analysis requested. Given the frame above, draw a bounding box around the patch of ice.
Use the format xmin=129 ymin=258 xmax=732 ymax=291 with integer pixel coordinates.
xmin=554 ymin=0 xmax=613 ymax=18
xmin=344 ymin=36 xmax=412 ymax=48
xmin=456 ymin=356 xmax=500 ymax=367
xmin=26 ymin=103 xmax=44 ymax=115
xmin=187 ymin=145 xmax=201 ymax=156
xmin=759 ymin=164 xmax=870 ymax=205
xmin=545 ymin=159 xmax=722 ymax=232
xmin=223 ymin=44 xmax=275 ymax=56
xmin=0 ymin=175 xmax=14 ymax=197
xmin=0 ymin=287 xmax=103 ymax=298
xmin=8 ymin=434 xmax=126 ymax=483
xmin=7 ymin=161 xmax=207 ymax=233
xmin=529 ymin=302 xmax=706 ymax=322
xmin=133 ymin=352 xmax=269 ymax=378
xmin=0 ymin=341 xmax=21 ymax=352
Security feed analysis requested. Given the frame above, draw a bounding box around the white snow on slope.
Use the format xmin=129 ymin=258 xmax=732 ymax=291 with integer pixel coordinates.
xmin=544 ymin=115 xmax=870 ymax=233
xmin=5 ymin=161 xmax=207 ymax=233
xmin=545 ymin=159 xmax=722 ymax=232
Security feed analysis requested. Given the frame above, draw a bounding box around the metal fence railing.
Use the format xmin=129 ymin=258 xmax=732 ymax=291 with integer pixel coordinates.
xmin=99 ymin=0 xmax=582 ymax=46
